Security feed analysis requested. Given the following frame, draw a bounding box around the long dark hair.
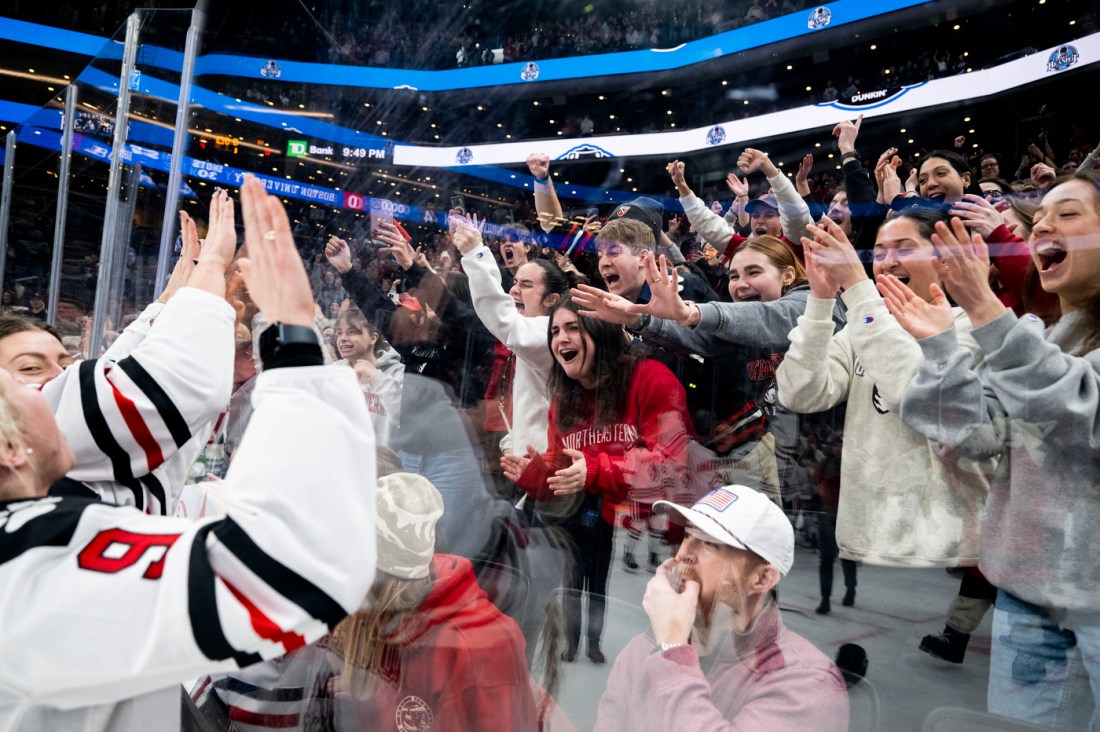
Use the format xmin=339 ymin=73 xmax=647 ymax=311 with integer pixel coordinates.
xmin=546 ymin=298 xmax=641 ymax=431
xmin=920 ymin=149 xmax=983 ymax=197
xmin=525 ymin=258 xmax=577 ymax=298
xmin=888 ymin=204 xmax=952 ymax=241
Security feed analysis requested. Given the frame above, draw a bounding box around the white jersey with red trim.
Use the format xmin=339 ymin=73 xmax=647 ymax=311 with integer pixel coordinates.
xmin=0 ymin=364 xmax=377 ymax=732
xmin=42 ymin=288 xmax=235 ymax=515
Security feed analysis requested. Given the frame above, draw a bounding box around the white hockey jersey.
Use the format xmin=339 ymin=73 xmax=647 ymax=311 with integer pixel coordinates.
xmin=42 ymin=288 xmax=235 ymax=515
xmin=0 ymin=365 xmax=377 ymax=732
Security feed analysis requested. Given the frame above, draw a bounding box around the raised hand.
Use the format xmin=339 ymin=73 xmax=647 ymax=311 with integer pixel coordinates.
xmin=725 ymin=171 xmax=749 ymax=198
xmin=546 ymin=448 xmax=587 ymax=495
xmin=414 ymin=247 xmax=431 ymax=271
xmin=236 ymin=175 xmax=314 ymax=328
xmin=375 ymin=221 xmax=416 ymax=270
xmin=876 ymin=273 xmax=954 ymax=339
xmin=795 ymin=153 xmax=814 ymax=196
xmin=571 ymin=284 xmax=642 ymax=326
xmin=325 ymin=235 xmax=353 ymax=273
xmin=450 ymin=212 xmax=484 ymax=255
xmin=583 ymin=214 xmax=603 ymax=234
xmin=667 ymin=160 xmax=691 ymax=196
xmin=201 ymin=188 xmax=238 ymax=269
xmin=738 ymin=148 xmax=778 ymax=178
xmin=874 ymin=148 xmax=902 ymax=203
xmin=904 ymin=167 xmax=919 ymax=195
xmin=832 ymin=114 xmax=863 ymax=154
xmin=157 ymin=210 xmax=201 ymax=303
xmin=526 ymin=152 xmax=550 ymax=180
xmin=950 ymin=193 xmax=1005 ymax=238
xmin=624 ymin=252 xmax=694 ymax=324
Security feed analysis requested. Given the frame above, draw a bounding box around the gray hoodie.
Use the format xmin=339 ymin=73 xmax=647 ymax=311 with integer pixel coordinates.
xmin=901 ymin=309 xmax=1100 ymax=611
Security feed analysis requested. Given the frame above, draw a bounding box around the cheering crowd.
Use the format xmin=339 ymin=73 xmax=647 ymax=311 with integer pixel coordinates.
xmin=2 ymin=102 xmax=1100 ymax=731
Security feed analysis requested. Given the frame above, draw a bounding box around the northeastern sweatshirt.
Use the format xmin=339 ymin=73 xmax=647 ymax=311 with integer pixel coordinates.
xmin=517 ymin=359 xmax=694 ymax=524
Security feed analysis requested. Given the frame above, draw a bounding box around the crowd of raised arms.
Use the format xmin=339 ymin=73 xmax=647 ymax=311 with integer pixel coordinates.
xmin=1 ymin=108 xmax=1100 ymax=732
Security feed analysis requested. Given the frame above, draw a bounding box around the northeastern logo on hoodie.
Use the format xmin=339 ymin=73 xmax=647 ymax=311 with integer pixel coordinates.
xmin=561 ymin=423 xmax=640 ymax=451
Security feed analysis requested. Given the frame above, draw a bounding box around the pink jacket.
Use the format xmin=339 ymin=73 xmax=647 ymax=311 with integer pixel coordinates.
xmin=595 ymin=601 xmax=849 ymax=731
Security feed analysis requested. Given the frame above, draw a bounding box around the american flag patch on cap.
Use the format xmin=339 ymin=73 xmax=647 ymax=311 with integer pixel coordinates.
xmin=698 ymin=487 xmax=738 ymax=512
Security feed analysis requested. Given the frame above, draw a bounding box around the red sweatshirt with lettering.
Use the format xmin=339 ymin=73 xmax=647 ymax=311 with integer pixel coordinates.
xmin=516 ymin=359 xmax=694 ymax=525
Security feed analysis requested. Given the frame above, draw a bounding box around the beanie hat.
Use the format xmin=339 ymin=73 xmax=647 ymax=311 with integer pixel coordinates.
xmin=375 ymin=473 xmax=444 ymax=579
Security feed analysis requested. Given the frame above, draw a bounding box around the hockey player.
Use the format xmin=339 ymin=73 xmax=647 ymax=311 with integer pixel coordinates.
xmin=0 ymin=175 xmax=377 ymax=732
xmin=0 ymin=191 xmax=238 ymax=515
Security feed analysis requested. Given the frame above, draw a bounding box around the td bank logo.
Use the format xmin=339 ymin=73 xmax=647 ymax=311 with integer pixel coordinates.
xmin=287 ymin=140 xmax=307 ymax=158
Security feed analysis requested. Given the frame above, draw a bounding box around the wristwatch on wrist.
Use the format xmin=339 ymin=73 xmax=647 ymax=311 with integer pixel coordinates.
xmin=259 ymin=322 xmax=320 ymax=363
xmin=840 ymin=150 xmax=860 ymax=161
xmin=625 ymin=313 xmax=651 ymax=334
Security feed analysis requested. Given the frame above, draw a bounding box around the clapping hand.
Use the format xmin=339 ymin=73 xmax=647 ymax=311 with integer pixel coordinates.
xmin=547 ymin=449 xmax=587 ymax=495
xmin=876 ymin=274 xmax=954 ymax=340
xmin=725 ymin=171 xmax=749 ymax=198
xmin=800 ymin=216 xmax=867 ymax=297
xmin=930 ymin=217 xmax=1004 ymax=327
xmin=501 ymin=444 xmax=540 ymax=484
xmin=874 ymin=148 xmax=902 ymax=204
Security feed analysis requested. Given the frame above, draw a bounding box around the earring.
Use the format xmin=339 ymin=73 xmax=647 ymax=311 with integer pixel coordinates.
xmin=25 ymin=448 xmax=33 ymax=455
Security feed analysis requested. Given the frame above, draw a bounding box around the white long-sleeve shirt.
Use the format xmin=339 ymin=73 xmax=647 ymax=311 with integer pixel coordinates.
xmin=462 ymin=245 xmax=552 ymax=453
xmin=680 ymin=170 xmax=814 ymax=256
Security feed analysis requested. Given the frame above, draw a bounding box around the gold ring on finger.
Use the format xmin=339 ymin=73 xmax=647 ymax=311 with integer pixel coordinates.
xmin=262 ymin=230 xmax=277 ymax=240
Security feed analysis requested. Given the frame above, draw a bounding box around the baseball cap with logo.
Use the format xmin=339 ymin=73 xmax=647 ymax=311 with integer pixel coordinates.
xmin=610 ymin=196 xmax=664 ymax=245
xmin=375 ymin=473 xmax=444 ymax=579
xmin=653 ymin=485 xmax=794 ymax=575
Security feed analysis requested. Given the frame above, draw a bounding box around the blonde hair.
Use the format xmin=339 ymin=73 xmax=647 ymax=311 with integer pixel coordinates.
xmin=731 ymin=236 xmax=808 ymax=293
xmin=326 ymin=571 xmax=433 ymax=700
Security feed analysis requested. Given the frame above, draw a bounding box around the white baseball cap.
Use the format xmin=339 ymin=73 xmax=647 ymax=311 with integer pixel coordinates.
xmin=654 ymin=485 xmax=794 ymax=575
